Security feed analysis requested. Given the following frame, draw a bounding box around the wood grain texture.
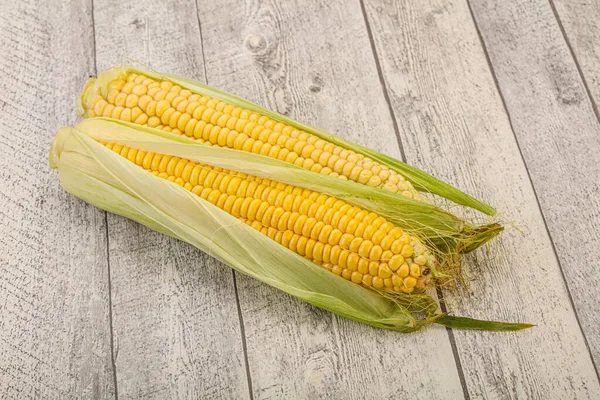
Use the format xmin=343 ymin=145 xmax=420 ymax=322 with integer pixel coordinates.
xmin=196 ymin=0 xmax=464 ymax=399
xmin=0 ymin=0 xmax=115 ymax=399
xmin=471 ymin=0 xmax=600 ymax=373
xmin=553 ymin=0 xmax=600 ymax=115
xmin=363 ymin=0 xmax=600 ymax=398
xmin=92 ymin=0 xmax=249 ymax=398
xmin=550 ymin=0 xmax=600 ymax=367
xmin=3 ymin=0 xmax=600 ymax=398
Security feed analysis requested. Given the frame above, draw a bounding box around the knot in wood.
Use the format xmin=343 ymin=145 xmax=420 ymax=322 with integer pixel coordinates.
xmin=245 ymin=35 xmax=267 ymax=53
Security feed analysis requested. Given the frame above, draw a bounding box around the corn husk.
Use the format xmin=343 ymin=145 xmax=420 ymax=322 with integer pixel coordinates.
xmin=49 ymin=118 xmax=531 ymax=331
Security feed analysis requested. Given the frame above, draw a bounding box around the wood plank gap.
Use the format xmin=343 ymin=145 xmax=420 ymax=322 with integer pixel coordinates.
xmin=360 ymin=1 xmax=468 ymax=396
xmin=232 ymin=271 xmax=255 ymax=400
xmin=91 ymin=0 xmax=120 ymax=396
xmin=104 ymin=214 xmax=119 ymax=400
xmin=548 ymin=0 xmax=600 ymax=126
xmin=436 ymin=288 xmax=470 ymax=400
xmin=466 ymin=0 xmax=600 ymax=381
xmin=194 ymin=1 xmax=252 ymax=396
xmin=91 ymin=0 xmax=98 ymax=72
xmin=194 ymin=1 xmax=463 ymax=396
xmin=92 ymin=1 xmax=249 ymax=395
xmin=193 ymin=0 xmax=209 ymax=85
xmin=358 ymin=0 xmax=408 ymax=163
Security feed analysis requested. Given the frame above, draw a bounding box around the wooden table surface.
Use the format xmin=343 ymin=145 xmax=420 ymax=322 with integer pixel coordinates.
xmin=2 ymin=0 xmax=600 ymax=398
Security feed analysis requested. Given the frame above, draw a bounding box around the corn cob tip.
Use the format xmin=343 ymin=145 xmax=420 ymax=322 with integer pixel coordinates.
xmin=458 ymin=222 xmax=504 ymax=254
xmin=49 ymin=127 xmax=71 ymax=169
xmin=78 ymin=66 xmax=128 ymax=118
xmin=77 ymin=77 xmax=97 ymax=118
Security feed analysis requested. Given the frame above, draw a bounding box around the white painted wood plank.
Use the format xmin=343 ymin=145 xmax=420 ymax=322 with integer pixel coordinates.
xmin=553 ymin=0 xmax=600 ymax=111
xmin=363 ymin=0 xmax=600 ymax=398
xmin=550 ymin=0 xmax=600 ymax=367
xmin=91 ymin=0 xmax=250 ymax=398
xmin=197 ymin=0 xmax=464 ymax=399
xmin=0 ymin=0 xmax=115 ymax=399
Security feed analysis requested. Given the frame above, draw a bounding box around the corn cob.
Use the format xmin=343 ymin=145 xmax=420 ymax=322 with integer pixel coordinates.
xmin=79 ymin=67 xmax=506 ymax=216
xmin=102 ymin=139 xmax=435 ymax=293
xmin=49 ymin=119 xmax=529 ymax=331
xmin=80 ymin=69 xmax=426 ymax=200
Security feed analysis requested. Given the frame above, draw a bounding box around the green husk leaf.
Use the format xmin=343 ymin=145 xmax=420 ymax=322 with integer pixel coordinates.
xmin=436 ymin=315 xmax=534 ymax=331
xmin=79 ymin=65 xmax=496 ymax=216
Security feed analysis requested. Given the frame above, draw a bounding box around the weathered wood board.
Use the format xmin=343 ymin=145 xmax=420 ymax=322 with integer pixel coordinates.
xmin=2 ymin=0 xmax=600 ymax=398
xmin=364 ymin=0 xmax=600 ymax=397
xmin=0 ymin=0 xmax=115 ymax=398
xmin=91 ymin=0 xmax=250 ymax=398
xmin=551 ymin=0 xmax=600 ymax=369
xmin=195 ymin=0 xmax=463 ymax=398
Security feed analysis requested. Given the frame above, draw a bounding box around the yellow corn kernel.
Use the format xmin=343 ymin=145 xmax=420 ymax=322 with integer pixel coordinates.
xmin=410 ymin=264 xmax=421 ymax=278
xmin=342 ymin=269 xmax=352 ymax=280
xmin=400 ymin=244 xmax=414 ymax=258
xmin=351 ymin=272 xmax=363 ymax=284
xmin=357 ymin=259 xmax=370 ymax=275
xmin=397 ymin=263 xmax=410 ymax=278
xmin=388 ymin=254 xmax=404 ymax=271
xmin=368 ymin=261 xmax=379 ymax=277
xmin=372 ymin=276 xmax=384 ymax=289
xmin=380 ymin=250 xmax=393 ymax=262
xmin=368 ymin=245 xmax=383 ymax=261
xmin=362 ymin=274 xmax=373 ymax=287
xmin=404 ymin=276 xmax=417 ymax=289
xmin=378 ymin=264 xmax=392 ymax=279
xmin=414 ymin=255 xmax=427 ymax=266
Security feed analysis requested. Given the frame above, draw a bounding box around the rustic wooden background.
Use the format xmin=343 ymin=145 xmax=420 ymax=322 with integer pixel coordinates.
xmin=1 ymin=0 xmax=599 ymax=398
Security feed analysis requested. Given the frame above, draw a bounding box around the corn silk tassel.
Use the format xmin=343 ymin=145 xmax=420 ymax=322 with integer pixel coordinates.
xmin=49 ymin=118 xmax=531 ymax=331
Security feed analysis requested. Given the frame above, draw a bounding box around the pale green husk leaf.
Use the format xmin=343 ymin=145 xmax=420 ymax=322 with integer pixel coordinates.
xmin=50 ymin=125 xmax=429 ymax=331
xmin=49 ymin=120 xmax=531 ymax=331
